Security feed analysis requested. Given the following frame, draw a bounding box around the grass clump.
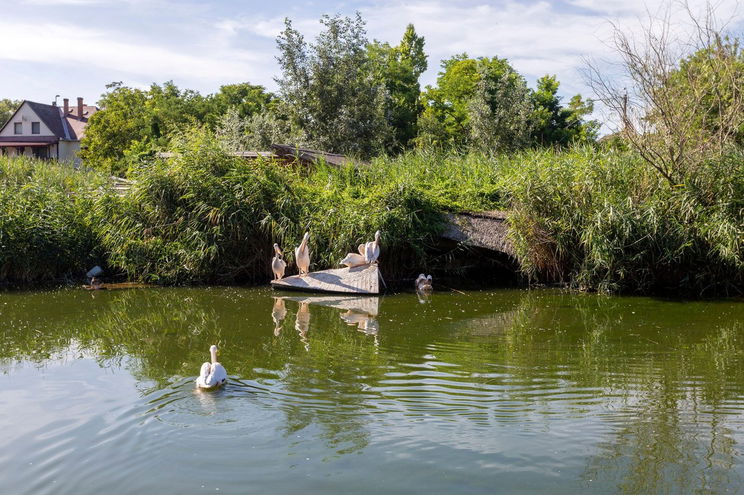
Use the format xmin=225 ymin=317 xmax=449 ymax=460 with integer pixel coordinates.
xmin=503 ymin=147 xmax=743 ymax=295
xmin=0 ymin=157 xmax=109 ymax=285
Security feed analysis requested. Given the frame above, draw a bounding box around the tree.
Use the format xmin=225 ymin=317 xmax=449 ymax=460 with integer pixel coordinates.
xmin=0 ymin=99 xmax=20 ymax=128
xmin=80 ymin=82 xmax=151 ymax=174
xmin=586 ymin=2 xmax=744 ymax=185
xmin=275 ymin=13 xmax=391 ymax=157
xmin=530 ymin=75 xmax=599 ymax=146
xmin=417 ymin=54 xmax=533 ymax=151
xmin=468 ymin=57 xmax=533 ymax=151
xmin=82 ymin=81 xmax=270 ymax=174
xmin=368 ymin=24 xmax=428 ymax=149
xmin=203 ymin=83 xmax=275 ymax=128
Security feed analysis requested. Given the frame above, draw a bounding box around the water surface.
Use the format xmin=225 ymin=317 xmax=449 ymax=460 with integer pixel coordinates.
xmin=1 ymin=287 xmax=743 ymax=494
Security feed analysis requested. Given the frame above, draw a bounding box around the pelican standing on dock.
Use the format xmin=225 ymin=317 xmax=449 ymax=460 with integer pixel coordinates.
xmin=271 ymin=243 xmax=286 ymax=280
xmin=364 ymin=231 xmax=381 ymax=264
xmin=195 ymin=345 xmax=228 ymax=389
xmin=295 ymin=232 xmax=311 ymax=276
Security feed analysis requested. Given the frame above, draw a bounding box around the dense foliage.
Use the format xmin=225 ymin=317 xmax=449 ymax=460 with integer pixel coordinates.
xmin=79 ymin=81 xmax=275 ymax=175
xmin=2 ymin=145 xmax=740 ymax=295
xmin=0 ymin=157 xmax=108 ymax=285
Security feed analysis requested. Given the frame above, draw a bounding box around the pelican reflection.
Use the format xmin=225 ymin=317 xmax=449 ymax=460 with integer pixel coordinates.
xmin=295 ymin=301 xmax=311 ymax=351
xmin=272 ymin=297 xmax=287 ymax=336
xmin=272 ymin=295 xmax=382 ymax=348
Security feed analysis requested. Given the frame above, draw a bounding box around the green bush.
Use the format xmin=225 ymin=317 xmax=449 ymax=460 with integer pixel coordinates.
xmin=0 ymin=157 xmax=108 ymax=285
xmin=504 ymin=147 xmax=743 ymax=295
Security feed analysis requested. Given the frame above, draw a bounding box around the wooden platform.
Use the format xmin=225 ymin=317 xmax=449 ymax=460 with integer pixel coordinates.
xmin=271 ymin=264 xmax=380 ymax=295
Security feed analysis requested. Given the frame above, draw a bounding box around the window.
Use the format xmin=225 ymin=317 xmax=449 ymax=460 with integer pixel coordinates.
xmin=32 ymin=147 xmax=48 ymax=159
xmin=32 ymin=122 xmax=40 ymax=134
xmin=14 ymin=122 xmax=22 ymax=134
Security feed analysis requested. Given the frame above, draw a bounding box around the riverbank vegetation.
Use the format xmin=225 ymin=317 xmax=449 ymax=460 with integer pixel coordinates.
xmin=1 ymin=5 xmax=742 ymax=295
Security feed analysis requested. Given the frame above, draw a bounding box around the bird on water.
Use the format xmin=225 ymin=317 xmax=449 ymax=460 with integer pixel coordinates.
xmin=195 ymin=345 xmax=227 ymax=389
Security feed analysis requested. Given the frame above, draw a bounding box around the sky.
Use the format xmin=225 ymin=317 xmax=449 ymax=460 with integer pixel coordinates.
xmin=0 ymin=0 xmax=741 ymax=127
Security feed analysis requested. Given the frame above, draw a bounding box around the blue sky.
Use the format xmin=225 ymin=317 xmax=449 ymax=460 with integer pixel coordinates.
xmin=0 ymin=0 xmax=741 ymax=125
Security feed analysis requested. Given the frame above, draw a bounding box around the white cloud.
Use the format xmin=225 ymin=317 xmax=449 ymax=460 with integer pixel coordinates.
xmin=0 ymin=20 xmax=271 ymax=87
xmin=1 ymin=0 xmax=742 ymax=115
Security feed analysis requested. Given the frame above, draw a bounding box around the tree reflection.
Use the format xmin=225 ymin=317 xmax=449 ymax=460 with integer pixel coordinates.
xmin=1 ymin=287 xmax=744 ymax=484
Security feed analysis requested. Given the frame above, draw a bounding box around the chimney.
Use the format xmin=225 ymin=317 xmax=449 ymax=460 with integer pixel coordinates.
xmin=77 ymin=97 xmax=84 ymax=119
xmin=63 ymin=98 xmax=69 ymax=115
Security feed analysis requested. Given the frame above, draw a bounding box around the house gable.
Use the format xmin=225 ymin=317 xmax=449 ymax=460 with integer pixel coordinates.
xmin=0 ymin=101 xmax=58 ymax=138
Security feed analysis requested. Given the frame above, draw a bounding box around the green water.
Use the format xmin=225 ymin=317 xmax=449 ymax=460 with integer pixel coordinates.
xmin=1 ymin=287 xmax=743 ymax=494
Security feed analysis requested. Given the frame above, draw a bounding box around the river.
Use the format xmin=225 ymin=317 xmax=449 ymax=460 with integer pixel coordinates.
xmin=1 ymin=287 xmax=743 ymax=494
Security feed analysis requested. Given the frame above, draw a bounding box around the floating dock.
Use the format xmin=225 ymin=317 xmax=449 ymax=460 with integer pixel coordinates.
xmin=270 ymin=264 xmax=380 ymax=295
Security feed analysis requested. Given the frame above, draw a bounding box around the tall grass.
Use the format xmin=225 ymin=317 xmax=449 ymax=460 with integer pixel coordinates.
xmin=0 ymin=157 xmax=108 ymax=285
xmin=2 ymin=139 xmax=741 ymax=295
xmin=97 ymin=131 xmax=467 ymax=284
xmin=504 ymin=147 xmax=743 ymax=295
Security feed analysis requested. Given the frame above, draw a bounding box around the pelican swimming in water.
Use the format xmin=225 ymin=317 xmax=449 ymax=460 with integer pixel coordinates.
xmin=195 ymin=345 xmax=228 ymax=389
xmin=295 ymin=232 xmax=311 ymax=276
xmin=340 ymin=243 xmax=368 ymax=268
xmin=271 ymin=243 xmax=286 ymax=280
xmin=415 ymin=274 xmax=433 ymax=292
xmin=364 ymin=231 xmax=381 ymax=264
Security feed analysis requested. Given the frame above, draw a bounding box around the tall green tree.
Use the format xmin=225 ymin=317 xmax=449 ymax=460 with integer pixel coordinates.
xmin=368 ymin=24 xmax=428 ymax=149
xmin=82 ymin=81 xmax=275 ymax=174
xmin=530 ymin=75 xmax=598 ymax=146
xmin=276 ymin=13 xmax=391 ymax=157
xmin=416 ymin=54 xmax=532 ymax=150
xmin=203 ymin=83 xmax=275 ymax=128
xmin=80 ymin=83 xmax=150 ymax=174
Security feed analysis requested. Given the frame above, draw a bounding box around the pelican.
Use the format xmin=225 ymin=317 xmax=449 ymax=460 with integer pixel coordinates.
xmin=341 ymin=244 xmax=368 ymax=268
xmin=415 ymin=274 xmax=433 ymax=292
xmin=271 ymin=243 xmax=286 ymax=280
xmin=195 ymin=345 xmax=227 ymax=389
xmin=364 ymin=231 xmax=381 ymax=264
xmin=295 ymin=232 xmax=311 ymax=276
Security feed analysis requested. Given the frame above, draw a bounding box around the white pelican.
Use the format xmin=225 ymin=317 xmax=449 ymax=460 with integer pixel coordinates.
xmin=340 ymin=244 xmax=368 ymax=268
xmin=271 ymin=243 xmax=286 ymax=280
xmin=295 ymin=232 xmax=311 ymax=276
xmin=364 ymin=231 xmax=381 ymax=264
xmin=415 ymin=274 xmax=433 ymax=292
xmin=195 ymin=345 xmax=227 ymax=389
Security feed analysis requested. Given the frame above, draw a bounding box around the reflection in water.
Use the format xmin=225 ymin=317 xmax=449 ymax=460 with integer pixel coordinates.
xmin=295 ymin=302 xmax=311 ymax=351
xmin=416 ymin=290 xmax=431 ymax=304
xmin=271 ymin=298 xmax=287 ymax=336
xmin=2 ymin=288 xmax=744 ymax=494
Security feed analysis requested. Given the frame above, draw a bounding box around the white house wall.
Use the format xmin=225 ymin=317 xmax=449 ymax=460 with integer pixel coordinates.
xmin=0 ymin=102 xmax=55 ymax=137
xmin=58 ymin=140 xmax=81 ymax=165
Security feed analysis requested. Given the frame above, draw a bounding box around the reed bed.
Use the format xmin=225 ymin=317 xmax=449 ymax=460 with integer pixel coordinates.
xmin=1 ymin=138 xmax=741 ymax=295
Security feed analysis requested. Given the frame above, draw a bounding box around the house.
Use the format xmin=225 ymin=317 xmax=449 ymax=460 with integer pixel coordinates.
xmin=0 ymin=97 xmax=98 ymax=165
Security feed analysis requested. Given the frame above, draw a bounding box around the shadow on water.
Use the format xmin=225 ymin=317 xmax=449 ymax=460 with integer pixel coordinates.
xmin=1 ymin=287 xmax=744 ymax=492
